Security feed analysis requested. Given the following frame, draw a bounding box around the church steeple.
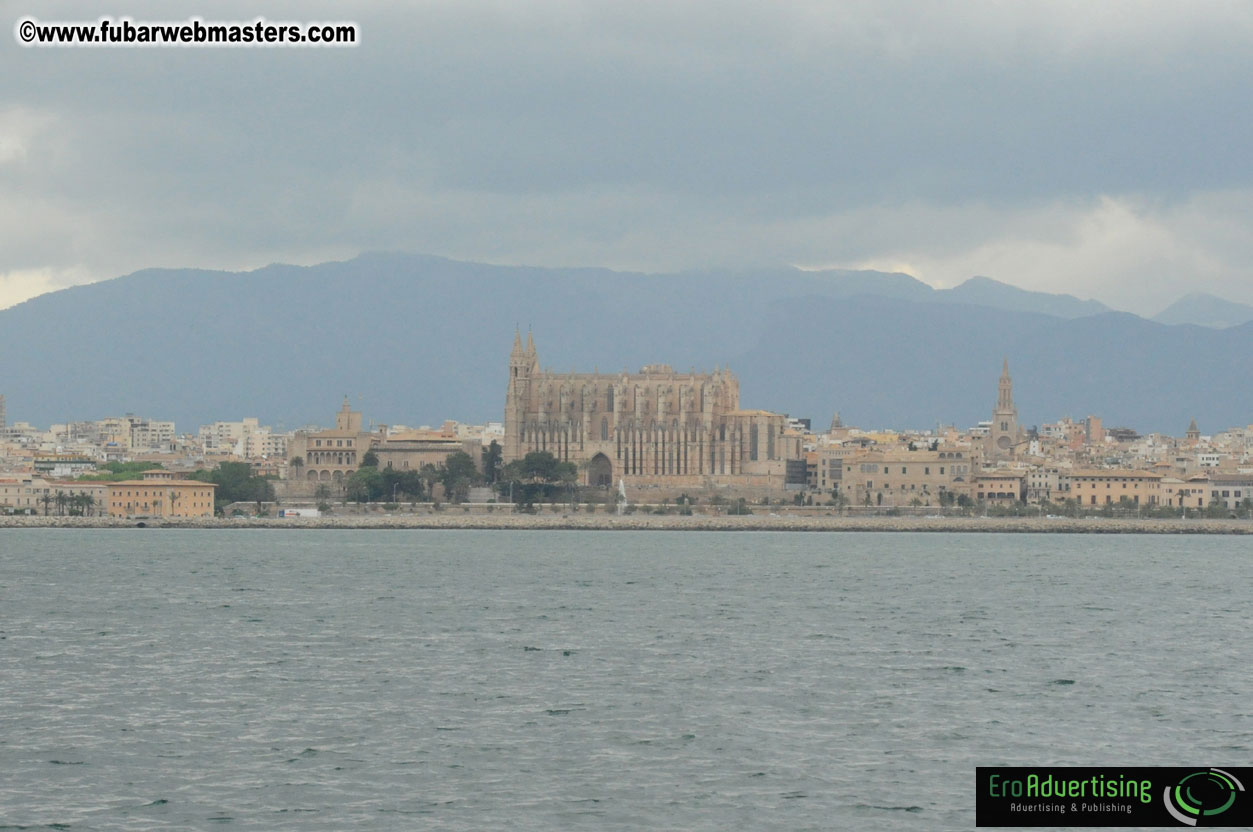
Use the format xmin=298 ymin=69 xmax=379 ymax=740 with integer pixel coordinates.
xmin=988 ymin=358 xmax=1020 ymax=461
xmin=997 ymin=358 xmax=1015 ymax=412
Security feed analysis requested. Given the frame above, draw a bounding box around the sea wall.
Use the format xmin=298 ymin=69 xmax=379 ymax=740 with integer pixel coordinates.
xmin=3 ymin=514 xmax=1252 ymax=533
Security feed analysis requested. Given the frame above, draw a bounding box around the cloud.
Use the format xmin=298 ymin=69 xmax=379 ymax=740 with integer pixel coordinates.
xmin=0 ymin=266 xmax=93 ymax=309
xmin=1 ymin=0 xmax=1251 ymax=311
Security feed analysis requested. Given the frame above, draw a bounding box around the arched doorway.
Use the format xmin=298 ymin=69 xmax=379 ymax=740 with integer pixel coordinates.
xmin=587 ymin=453 xmax=612 ymax=488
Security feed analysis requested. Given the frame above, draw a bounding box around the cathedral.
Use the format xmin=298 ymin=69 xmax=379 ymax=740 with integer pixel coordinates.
xmin=503 ymin=332 xmax=800 ymax=491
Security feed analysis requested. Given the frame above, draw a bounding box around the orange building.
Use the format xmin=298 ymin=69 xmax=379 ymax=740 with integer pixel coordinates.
xmin=106 ymin=472 xmax=216 ymax=517
xmin=1068 ymin=470 xmax=1161 ymax=507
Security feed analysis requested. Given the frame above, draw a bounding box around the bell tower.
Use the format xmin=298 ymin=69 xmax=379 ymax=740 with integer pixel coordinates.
xmin=505 ymin=329 xmax=538 ymax=462
xmin=987 ymin=358 xmax=1019 ymax=461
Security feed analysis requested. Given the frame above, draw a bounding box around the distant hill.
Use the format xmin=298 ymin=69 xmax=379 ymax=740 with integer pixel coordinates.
xmin=1153 ymin=292 xmax=1253 ymax=328
xmin=0 ymin=253 xmax=1248 ymax=433
xmin=938 ymin=276 xmax=1110 ymax=319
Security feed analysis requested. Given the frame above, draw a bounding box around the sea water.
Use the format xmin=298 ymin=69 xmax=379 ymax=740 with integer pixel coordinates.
xmin=1 ymin=530 xmax=1248 ymax=830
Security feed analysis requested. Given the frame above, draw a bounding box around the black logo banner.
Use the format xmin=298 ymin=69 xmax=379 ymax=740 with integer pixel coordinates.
xmin=976 ymin=767 xmax=1250 ymax=827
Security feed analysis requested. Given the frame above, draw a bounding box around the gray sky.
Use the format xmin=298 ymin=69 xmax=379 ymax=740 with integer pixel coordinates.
xmin=3 ymin=0 xmax=1251 ymax=315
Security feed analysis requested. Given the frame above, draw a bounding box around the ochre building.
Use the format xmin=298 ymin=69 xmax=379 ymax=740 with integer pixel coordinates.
xmin=106 ymin=471 xmax=217 ymax=517
xmin=504 ymin=332 xmax=801 ymax=492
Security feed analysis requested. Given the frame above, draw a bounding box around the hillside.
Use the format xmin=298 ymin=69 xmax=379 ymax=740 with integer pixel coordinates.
xmin=0 ymin=254 xmax=1248 ymax=433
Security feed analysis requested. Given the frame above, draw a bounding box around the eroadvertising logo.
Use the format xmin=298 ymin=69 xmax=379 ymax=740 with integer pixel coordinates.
xmin=976 ymin=767 xmax=1250 ymax=827
xmin=1163 ymin=769 xmax=1246 ymax=827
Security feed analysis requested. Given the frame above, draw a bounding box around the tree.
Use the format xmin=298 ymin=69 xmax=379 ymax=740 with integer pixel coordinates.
xmin=496 ymin=450 xmax=577 ymax=506
xmin=381 ymin=467 xmax=425 ymax=502
xmin=481 ymin=440 xmax=503 ymax=484
xmin=314 ymin=483 xmax=332 ymax=501
xmin=191 ymin=461 xmax=276 ymax=513
xmin=440 ymin=451 xmax=482 ymax=503
xmin=419 ymin=464 xmax=442 ymax=502
xmin=39 ymin=493 xmax=52 ymax=515
xmin=79 ymin=461 xmax=164 ymax=482
xmin=361 ymin=449 xmax=379 ymax=468
xmin=345 ymin=466 xmax=384 ymax=502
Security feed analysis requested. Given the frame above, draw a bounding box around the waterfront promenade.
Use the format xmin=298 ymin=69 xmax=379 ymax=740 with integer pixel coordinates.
xmin=3 ymin=514 xmax=1251 ymax=533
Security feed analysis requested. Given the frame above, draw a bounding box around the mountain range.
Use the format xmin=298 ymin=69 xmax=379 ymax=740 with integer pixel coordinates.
xmin=1153 ymin=292 xmax=1253 ymax=329
xmin=1 ymin=253 xmax=1249 ymax=435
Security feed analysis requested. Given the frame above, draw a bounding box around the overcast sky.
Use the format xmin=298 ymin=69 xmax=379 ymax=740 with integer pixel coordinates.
xmin=3 ymin=0 xmax=1251 ymax=315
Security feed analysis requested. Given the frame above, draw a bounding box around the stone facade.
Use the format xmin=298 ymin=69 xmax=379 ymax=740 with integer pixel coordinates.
xmin=986 ymin=359 xmax=1024 ymax=462
xmin=288 ymin=398 xmax=376 ymax=485
xmin=839 ymin=449 xmax=973 ymax=507
xmin=503 ymin=332 xmax=800 ymax=492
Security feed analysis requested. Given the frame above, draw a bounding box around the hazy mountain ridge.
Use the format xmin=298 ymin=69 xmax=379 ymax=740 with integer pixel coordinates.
xmin=0 ymin=253 xmax=1248 ymax=433
xmin=1153 ymin=292 xmax=1253 ymax=328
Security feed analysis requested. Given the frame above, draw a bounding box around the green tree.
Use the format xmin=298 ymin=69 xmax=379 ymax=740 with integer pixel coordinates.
xmin=191 ymin=461 xmax=276 ymax=513
xmin=481 ymin=440 xmax=503 ymax=484
xmin=361 ymin=449 xmax=379 ymax=468
xmin=496 ymin=451 xmax=577 ymax=506
xmin=346 ymin=466 xmax=384 ymax=502
xmin=380 ymin=467 xmax=425 ymax=502
xmin=78 ymin=461 xmax=164 ymax=482
xmin=440 ymin=450 xmax=482 ymax=503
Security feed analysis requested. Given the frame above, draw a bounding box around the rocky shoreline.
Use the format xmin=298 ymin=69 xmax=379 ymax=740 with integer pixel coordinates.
xmin=3 ymin=514 xmax=1252 ymax=533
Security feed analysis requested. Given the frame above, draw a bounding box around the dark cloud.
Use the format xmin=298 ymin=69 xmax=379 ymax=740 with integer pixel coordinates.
xmin=2 ymin=0 xmax=1252 ymax=312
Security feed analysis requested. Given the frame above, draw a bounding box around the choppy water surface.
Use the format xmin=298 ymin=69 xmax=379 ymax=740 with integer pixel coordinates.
xmin=0 ymin=531 xmax=1248 ymax=830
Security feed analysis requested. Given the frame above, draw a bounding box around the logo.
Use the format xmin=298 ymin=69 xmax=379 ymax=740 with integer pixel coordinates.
xmin=1163 ymin=768 xmax=1245 ymax=827
xmin=977 ymin=767 xmax=1252 ymax=827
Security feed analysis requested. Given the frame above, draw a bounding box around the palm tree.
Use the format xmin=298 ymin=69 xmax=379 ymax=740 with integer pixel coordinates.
xmin=39 ymin=493 xmax=53 ymax=516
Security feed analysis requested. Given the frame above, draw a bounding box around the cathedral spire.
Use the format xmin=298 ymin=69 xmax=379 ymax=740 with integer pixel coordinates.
xmin=511 ymin=327 xmax=524 ymax=356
